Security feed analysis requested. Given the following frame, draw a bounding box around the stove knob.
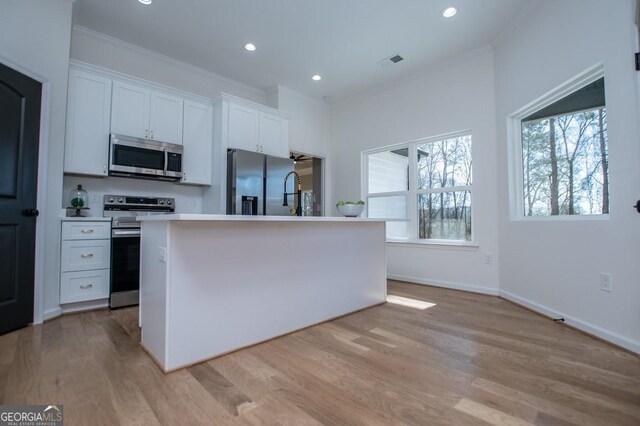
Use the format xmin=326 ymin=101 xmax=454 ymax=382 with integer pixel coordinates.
xmin=118 ymin=197 xmax=124 ymax=203
xmin=159 ymin=200 xmax=165 ymax=205
xmin=167 ymin=200 xmax=173 ymax=206
xmin=108 ymin=197 xmax=115 ymax=203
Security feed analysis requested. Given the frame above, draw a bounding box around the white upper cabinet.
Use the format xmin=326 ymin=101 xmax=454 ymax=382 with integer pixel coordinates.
xmin=222 ymin=95 xmax=290 ymax=158
xmin=111 ymin=81 xmax=150 ymax=139
xmin=228 ymin=103 xmax=260 ymax=152
xmin=181 ymin=100 xmax=213 ymax=185
xmin=111 ymin=81 xmax=184 ymax=144
xmin=64 ymin=68 xmax=112 ymax=176
xmin=150 ymin=91 xmax=183 ymax=144
xmin=259 ymin=112 xmax=288 ymax=157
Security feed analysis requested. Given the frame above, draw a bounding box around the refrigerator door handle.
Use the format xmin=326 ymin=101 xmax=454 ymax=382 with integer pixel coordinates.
xmin=227 ymin=149 xmax=237 ymax=214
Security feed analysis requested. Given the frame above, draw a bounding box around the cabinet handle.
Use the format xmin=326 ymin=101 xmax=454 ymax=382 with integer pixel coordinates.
xmin=150 ymin=130 xmax=154 ymax=139
xmin=183 ymin=172 xmax=187 ymax=182
xmin=261 ymin=145 xmax=264 ymax=152
xmin=103 ymin=164 xmax=107 ymax=175
xmin=80 ymin=229 xmax=94 ymax=234
xmin=80 ymin=253 xmax=94 ymax=258
xmin=256 ymin=144 xmax=260 ymax=152
xmin=80 ymin=284 xmax=93 ymax=289
xmin=145 ymin=129 xmax=149 ymax=138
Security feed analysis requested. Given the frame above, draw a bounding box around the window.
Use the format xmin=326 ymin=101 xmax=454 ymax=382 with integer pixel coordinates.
xmin=364 ymin=132 xmax=473 ymax=242
xmin=519 ymin=74 xmax=609 ymax=216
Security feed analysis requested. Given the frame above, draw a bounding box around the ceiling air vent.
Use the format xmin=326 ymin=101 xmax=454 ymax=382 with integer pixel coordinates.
xmin=378 ymin=54 xmax=404 ymax=68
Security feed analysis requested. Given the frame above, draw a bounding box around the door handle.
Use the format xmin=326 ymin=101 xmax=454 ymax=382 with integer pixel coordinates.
xmin=22 ymin=209 xmax=39 ymax=217
xmin=81 ymin=229 xmax=94 ymax=234
xmin=81 ymin=253 xmax=94 ymax=258
xmin=80 ymin=284 xmax=93 ymax=289
xmin=635 ymin=200 xmax=640 ymax=213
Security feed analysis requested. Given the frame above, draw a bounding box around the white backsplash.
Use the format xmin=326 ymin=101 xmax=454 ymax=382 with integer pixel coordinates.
xmin=62 ymin=175 xmax=205 ymax=217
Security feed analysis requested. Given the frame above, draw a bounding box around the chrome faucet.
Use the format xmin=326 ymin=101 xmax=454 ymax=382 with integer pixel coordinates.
xmin=283 ymin=171 xmax=302 ymax=216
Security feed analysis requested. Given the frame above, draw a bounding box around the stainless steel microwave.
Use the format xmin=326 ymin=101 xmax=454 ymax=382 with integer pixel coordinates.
xmin=109 ymin=134 xmax=183 ymax=181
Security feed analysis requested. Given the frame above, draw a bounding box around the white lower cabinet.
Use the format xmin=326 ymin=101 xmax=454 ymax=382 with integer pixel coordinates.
xmin=60 ymin=270 xmax=110 ymax=304
xmin=60 ymin=220 xmax=111 ymax=306
xmin=61 ymin=240 xmax=110 ymax=272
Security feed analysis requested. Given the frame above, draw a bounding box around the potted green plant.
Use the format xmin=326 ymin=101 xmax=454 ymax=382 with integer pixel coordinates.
xmin=336 ymin=200 xmax=365 ymax=217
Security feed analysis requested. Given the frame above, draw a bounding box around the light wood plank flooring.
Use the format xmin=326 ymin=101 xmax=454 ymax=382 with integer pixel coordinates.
xmin=1 ymin=280 xmax=639 ymax=425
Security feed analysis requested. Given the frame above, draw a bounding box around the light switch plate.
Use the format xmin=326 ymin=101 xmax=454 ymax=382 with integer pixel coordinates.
xmin=159 ymin=247 xmax=167 ymax=263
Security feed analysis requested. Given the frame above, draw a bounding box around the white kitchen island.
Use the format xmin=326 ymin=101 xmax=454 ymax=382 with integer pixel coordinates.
xmin=137 ymin=214 xmax=386 ymax=372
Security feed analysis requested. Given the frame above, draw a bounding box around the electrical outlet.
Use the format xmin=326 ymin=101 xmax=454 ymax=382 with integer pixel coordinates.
xmin=600 ymin=272 xmax=612 ymax=292
xmin=159 ymin=247 xmax=167 ymax=263
xmin=484 ymin=253 xmax=493 ymax=265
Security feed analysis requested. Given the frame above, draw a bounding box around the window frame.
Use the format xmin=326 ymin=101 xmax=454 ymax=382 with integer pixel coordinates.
xmin=362 ymin=130 xmax=475 ymax=245
xmin=507 ymin=63 xmax=609 ymax=221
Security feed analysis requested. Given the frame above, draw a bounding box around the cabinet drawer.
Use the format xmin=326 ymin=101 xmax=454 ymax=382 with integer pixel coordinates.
xmin=61 ymin=240 xmax=110 ymax=272
xmin=62 ymin=221 xmax=111 ymax=240
xmin=60 ymin=269 xmax=109 ymax=304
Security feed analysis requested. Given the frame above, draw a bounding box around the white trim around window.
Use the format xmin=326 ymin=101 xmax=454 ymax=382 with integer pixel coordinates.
xmin=506 ymin=63 xmax=607 ymax=221
xmin=362 ymin=130 xmax=474 ymax=245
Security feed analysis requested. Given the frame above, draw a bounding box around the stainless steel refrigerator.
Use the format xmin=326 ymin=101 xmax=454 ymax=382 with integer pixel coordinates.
xmin=226 ymin=148 xmax=295 ymax=216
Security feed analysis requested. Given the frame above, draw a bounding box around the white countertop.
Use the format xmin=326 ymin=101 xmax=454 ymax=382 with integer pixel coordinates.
xmin=138 ymin=214 xmax=383 ymax=223
xmin=61 ymin=216 xmax=112 ymax=222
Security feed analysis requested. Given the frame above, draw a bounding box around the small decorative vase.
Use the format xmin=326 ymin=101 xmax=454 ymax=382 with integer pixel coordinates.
xmin=69 ymin=184 xmax=88 ymax=208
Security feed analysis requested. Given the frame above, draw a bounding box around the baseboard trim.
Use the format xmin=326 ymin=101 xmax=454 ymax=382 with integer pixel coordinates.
xmin=387 ymin=274 xmax=500 ymax=296
xmin=61 ymin=299 xmax=109 ymax=315
xmin=499 ymin=289 xmax=640 ymax=355
xmin=43 ymin=307 xmax=62 ymax=321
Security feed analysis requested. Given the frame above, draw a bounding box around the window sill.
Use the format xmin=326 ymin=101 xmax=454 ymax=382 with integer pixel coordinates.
xmin=511 ymin=214 xmax=610 ymax=222
xmin=386 ymin=240 xmax=479 ymax=251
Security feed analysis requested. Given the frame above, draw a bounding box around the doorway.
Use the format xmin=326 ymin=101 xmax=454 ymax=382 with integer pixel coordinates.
xmin=0 ymin=62 xmax=42 ymax=334
xmin=290 ymin=151 xmax=324 ymax=216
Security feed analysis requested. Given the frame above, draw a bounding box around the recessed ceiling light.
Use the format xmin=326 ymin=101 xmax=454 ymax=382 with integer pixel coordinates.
xmin=138 ymin=0 xmax=152 ymax=5
xmin=442 ymin=7 xmax=457 ymax=17
xmin=312 ymin=75 xmax=322 ymax=81
xmin=244 ymin=43 xmax=256 ymax=52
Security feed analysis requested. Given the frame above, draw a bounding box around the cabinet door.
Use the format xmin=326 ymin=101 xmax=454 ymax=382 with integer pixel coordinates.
xmin=111 ymin=81 xmax=150 ymax=139
xmin=64 ymin=69 xmax=112 ymax=176
xmin=259 ymin=112 xmax=289 ymax=158
xmin=181 ymin=100 xmax=212 ymax=185
xmin=150 ymin=91 xmax=184 ymax=144
xmin=227 ymin=102 xmax=259 ymax=152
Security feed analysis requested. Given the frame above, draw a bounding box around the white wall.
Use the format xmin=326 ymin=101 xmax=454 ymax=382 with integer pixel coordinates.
xmin=331 ymin=47 xmax=500 ymax=294
xmin=0 ymin=0 xmax=74 ymax=321
xmin=268 ymin=85 xmax=332 ymax=214
xmin=62 ymin=177 xmax=204 ymax=217
xmin=71 ymin=26 xmax=266 ymax=105
xmin=493 ymin=0 xmax=640 ymax=352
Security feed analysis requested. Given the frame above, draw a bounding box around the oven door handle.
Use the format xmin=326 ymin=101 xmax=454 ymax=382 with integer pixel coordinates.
xmin=112 ymin=229 xmax=141 ymax=238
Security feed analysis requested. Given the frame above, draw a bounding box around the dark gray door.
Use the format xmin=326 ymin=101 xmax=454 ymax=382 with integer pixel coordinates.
xmin=0 ymin=62 xmax=41 ymax=335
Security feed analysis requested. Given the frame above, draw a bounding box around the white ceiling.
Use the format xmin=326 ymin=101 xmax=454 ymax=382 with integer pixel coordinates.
xmin=73 ymin=0 xmax=528 ymax=102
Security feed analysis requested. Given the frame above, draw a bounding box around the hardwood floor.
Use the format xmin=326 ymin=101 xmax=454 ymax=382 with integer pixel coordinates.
xmin=1 ymin=280 xmax=639 ymax=425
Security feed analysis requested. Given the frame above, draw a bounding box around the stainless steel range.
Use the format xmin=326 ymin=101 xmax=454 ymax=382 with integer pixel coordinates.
xmin=104 ymin=195 xmax=175 ymax=308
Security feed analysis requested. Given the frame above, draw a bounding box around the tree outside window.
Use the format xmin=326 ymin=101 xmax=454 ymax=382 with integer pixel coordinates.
xmin=521 ymin=77 xmax=608 ymax=216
